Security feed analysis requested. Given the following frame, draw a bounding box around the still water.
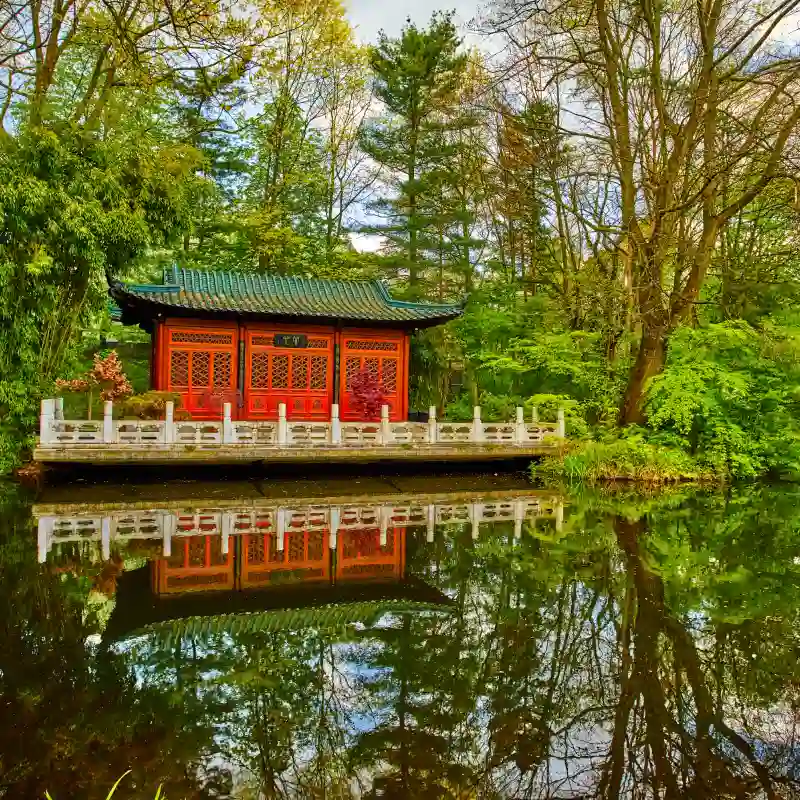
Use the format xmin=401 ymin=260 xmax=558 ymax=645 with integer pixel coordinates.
xmin=3 ymin=474 xmax=800 ymax=798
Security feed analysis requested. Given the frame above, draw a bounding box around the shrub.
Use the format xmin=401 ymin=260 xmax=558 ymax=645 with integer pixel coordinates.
xmin=533 ymin=433 xmax=717 ymax=484
xmin=117 ymin=391 xmax=191 ymax=420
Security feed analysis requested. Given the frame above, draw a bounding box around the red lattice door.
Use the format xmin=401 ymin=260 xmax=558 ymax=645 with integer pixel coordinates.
xmin=340 ymin=332 xmax=405 ymax=421
xmin=335 ymin=528 xmax=406 ymax=582
xmin=163 ymin=324 xmax=237 ymax=419
xmin=154 ymin=535 xmax=234 ymax=595
xmin=244 ymin=327 xmax=333 ymax=420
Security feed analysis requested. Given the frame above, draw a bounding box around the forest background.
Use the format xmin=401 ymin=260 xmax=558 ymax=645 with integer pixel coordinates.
xmin=3 ymin=0 xmax=800 ymax=479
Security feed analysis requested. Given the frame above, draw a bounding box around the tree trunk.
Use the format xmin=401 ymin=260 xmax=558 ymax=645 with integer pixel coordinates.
xmin=619 ymin=323 xmax=667 ymax=425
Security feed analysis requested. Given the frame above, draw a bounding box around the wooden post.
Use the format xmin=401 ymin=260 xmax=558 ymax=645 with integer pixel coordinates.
xmin=557 ymin=407 xmax=566 ymax=439
xmin=165 ymin=401 xmax=174 ymax=444
xmin=471 ymin=406 xmax=483 ymax=442
xmin=103 ymin=401 xmax=114 ymax=444
xmin=381 ymin=404 xmax=391 ymax=445
xmin=54 ymin=396 xmax=64 ymax=421
xmin=40 ymin=399 xmax=55 ymax=445
xmin=331 ymin=403 xmax=341 ymax=445
xmin=515 ymin=406 xmax=525 ymax=445
xmin=278 ymin=403 xmax=287 ymax=445
xmin=223 ymin=402 xmax=234 ymax=444
xmin=427 ymin=503 xmax=435 ymax=543
xmin=428 ymin=406 xmax=437 ymax=444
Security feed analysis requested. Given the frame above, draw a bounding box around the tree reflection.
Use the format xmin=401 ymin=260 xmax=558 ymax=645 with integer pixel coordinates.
xmin=8 ymin=485 xmax=800 ymax=798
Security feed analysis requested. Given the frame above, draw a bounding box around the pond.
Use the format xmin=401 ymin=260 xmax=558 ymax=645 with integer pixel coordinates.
xmin=3 ymin=474 xmax=800 ymax=798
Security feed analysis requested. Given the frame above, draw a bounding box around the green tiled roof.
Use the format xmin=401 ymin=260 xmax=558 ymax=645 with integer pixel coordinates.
xmin=110 ymin=266 xmax=463 ymax=328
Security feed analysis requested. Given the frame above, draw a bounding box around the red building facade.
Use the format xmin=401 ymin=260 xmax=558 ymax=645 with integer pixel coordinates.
xmin=111 ymin=267 xmax=462 ymax=422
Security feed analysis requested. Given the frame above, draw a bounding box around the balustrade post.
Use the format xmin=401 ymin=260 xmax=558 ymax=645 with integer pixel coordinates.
xmin=428 ymin=406 xmax=437 ymax=444
xmin=556 ymin=501 xmax=564 ymax=532
xmin=37 ymin=516 xmax=52 ymax=564
xmin=221 ymin=512 xmax=232 ymax=555
xmin=331 ymin=403 xmax=341 ymax=446
xmin=329 ymin=507 xmax=340 ymax=550
xmin=380 ymin=505 xmax=389 ymax=546
xmin=470 ymin=502 xmax=481 ymax=540
xmin=514 ymin=500 xmax=525 ymax=540
xmin=40 ymin=399 xmax=55 ymax=445
xmin=162 ymin=513 xmax=174 ymax=557
xmin=276 ymin=508 xmax=286 ymax=552
xmin=101 ymin=517 xmax=111 ymax=561
xmin=55 ymin=396 xmax=64 ymax=421
xmin=427 ymin=504 xmax=435 ymax=543
xmin=223 ymin=402 xmax=234 ymax=444
xmin=471 ymin=406 xmax=484 ymax=443
xmin=381 ymin=404 xmax=391 ymax=445
xmin=103 ymin=401 xmax=114 ymax=444
xmin=557 ymin=407 xmax=566 ymax=439
xmin=164 ymin=401 xmax=175 ymax=444
xmin=278 ymin=403 xmax=288 ymax=446
xmin=531 ymin=406 xmax=539 ymax=424
xmin=515 ymin=406 xmax=525 ymax=445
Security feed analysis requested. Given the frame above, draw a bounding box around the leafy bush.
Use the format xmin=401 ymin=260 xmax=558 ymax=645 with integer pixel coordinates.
xmin=533 ymin=433 xmax=717 ymax=484
xmin=117 ymin=391 xmax=190 ymax=420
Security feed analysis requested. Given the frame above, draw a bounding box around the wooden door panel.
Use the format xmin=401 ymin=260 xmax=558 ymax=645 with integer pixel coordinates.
xmin=244 ymin=327 xmax=333 ymax=420
xmin=339 ymin=331 xmax=405 ymax=421
xmin=163 ymin=324 xmax=238 ymax=419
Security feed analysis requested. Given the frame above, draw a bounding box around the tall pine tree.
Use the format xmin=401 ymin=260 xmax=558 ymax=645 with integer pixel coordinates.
xmin=360 ymin=13 xmax=467 ymax=297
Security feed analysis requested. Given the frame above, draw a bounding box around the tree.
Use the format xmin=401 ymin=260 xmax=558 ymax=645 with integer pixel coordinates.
xmin=360 ymin=13 xmax=468 ymax=294
xmin=486 ymin=0 xmax=800 ymax=423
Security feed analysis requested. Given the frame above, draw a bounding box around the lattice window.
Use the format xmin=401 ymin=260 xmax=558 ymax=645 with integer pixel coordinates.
xmin=310 ymin=356 xmax=327 ymax=390
xmin=170 ymin=350 xmax=189 ymax=387
xmin=288 ymin=531 xmax=305 ymax=562
xmin=251 ymin=352 xmax=269 ymax=389
xmin=292 ymin=356 xmax=309 ymax=389
xmin=188 ymin=537 xmax=206 ymax=566
xmin=247 ymin=535 xmax=266 ymax=564
xmin=307 ymin=338 xmax=328 ymax=348
xmin=172 ymin=331 xmax=233 ymax=345
xmin=345 ymin=357 xmax=361 ymax=391
xmin=382 ymin=359 xmax=398 ymax=393
xmin=271 ymin=355 xmax=289 ymax=388
xmin=365 ymin=357 xmax=379 ymax=383
xmin=251 ymin=335 xmax=273 ymax=346
xmin=345 ymin=340 xmax=399 ymax=351
xmin=191 ymin=351 xmax=210 ymax=387
xmin=307 ymin=531 xmax=324 ymax=561
xmin=213 ymin=352 xmax=232 ymax=388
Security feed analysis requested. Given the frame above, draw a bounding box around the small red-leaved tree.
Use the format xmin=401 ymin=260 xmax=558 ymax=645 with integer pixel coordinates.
xmin=56 ymin=351 xmax=133 ymax=418
xmin=349 ymin=367 xmax=388 ymax=420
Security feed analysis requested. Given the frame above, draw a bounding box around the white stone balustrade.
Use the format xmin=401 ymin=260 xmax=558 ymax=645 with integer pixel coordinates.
xmin=35 ymin=494 xmax=565 ymax=563
xmin=39 ymin=400 xmax=564 ymax=450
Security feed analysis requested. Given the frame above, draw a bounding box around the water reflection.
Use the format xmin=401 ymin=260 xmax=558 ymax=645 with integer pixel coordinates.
xmin=4 ymin=480 xmax=800 ymax=798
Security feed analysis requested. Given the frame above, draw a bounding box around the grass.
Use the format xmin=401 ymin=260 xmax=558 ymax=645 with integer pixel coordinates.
xmin=45 ymin=772 xmax=166 ymax=799
xmin=532 ymin=435 xmax=719 ymax=484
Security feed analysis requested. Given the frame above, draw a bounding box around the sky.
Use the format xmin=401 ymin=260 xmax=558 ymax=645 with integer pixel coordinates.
xmin=343 ymin=0 xmax=482 ymax=44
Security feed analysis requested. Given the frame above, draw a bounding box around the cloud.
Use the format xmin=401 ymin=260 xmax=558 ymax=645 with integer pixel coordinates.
xmin=343 ymin=0 xmax=480 ymax=44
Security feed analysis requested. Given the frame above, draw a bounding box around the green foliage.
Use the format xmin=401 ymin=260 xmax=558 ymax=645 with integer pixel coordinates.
xmin=646 ymin=319 xmax=800 ymax=478
xmin=534 ymin=432 xmax=716 ymax=483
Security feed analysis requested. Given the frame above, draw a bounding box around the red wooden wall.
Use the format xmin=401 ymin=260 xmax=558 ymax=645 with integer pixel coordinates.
xmin=155 ymin=319 xmax=410 ymax=422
